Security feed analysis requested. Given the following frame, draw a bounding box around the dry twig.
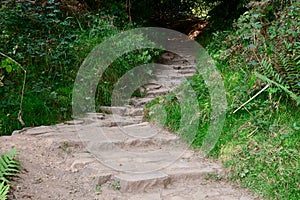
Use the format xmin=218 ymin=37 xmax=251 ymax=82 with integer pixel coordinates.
xmin=232 ymin=84 xmax=270 ymax=114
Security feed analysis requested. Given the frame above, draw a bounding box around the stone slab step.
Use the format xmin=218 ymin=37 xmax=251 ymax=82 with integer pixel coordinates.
xmin=88 ymin=135 xmax=180 ymax=152
xmin=98 ymin=115 xmax=144 ymax=127
xmin=114 ymin=172 xmax=169 ymax=193
xmin=172 ymin=65 xmax=195 ymax=70
xmin=77 ymin=113 xmax=143 ymax=127
xmin=162 ymin=162 xmax=223 ymax=183
xmin=108 ymin=160 xmax=222 ymax=193
xmin=12 ymin=126 xmax=57 ymax=136
xmin=147 ymin=79 xmax=184 ymax=87
xmin=154 ymin=74 xmax=188 ymax=80
xmin=100 ymin=106 xmax=128 ymax=115
xmin=144 ymin=83 xmax=163 ymax=91
xmin=178 ymin=69 xmax=196 ymax=74
xmin=146 ymin=88 xmax=170 ymax=98
xmin=88 ymin=147 xmax=195 ymax=173
xmin=154 ymin=65 xmax=195 ymax=74
xmin=100 ymin=106 xmax=144 ymax=117
xmin=130 ymin=97 xmax=155 ymax=107
xmin=77 ymin=122 xmax=181 ymax=148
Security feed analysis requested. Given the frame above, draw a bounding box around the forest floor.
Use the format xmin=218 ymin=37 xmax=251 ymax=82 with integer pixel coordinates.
xmin=0 ymin=48 xmax=260 ymax=199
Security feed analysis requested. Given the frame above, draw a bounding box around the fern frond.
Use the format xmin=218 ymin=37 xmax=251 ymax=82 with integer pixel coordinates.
xmin=255 ymin=72 xmax=300 ymax=105
xmin=0 ymin=148 xmax=20 ymax=184
xmin=0 ymin=181 xmax=9 ymax=200
xmin=0 ymin=148 xmax=20 ymax=200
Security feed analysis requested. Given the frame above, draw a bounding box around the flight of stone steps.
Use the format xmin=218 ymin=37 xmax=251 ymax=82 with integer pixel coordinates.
xmin=6 ymin=51 xmax=257 ymax=199
xmin=75 ymin=51 xmax=217 ymax=192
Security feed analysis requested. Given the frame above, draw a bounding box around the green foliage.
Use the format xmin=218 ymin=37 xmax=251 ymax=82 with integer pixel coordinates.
xmin=130 ymin=0 xmax=197 ymax=25
xmin=146 ymin=93 xmax=181 ymax=131
xmin=204 ymin=2 xmax=300 ymax=198
xmin=0 ymin=181 xmax=9 ymax=200
xmin=95 ymin=184 xmax=101 ymax=194
xmin=146 ymin=1 xmax=299 ymax=199
xmin=221 ymin=105 xmax=300 ymax=200
xmin=0 ymin=147 xmax=20 ymax=199
xmin=222 ymin=0 xmax=300 ymax=101
xmin=0 ymin=147 xmax=20 ymax=183
xmin=0 ymin=0 xmax=80 ymax=135
xmin=111 ymin=179 xmax=121 ymax=190
xmin=0 ymin=0 xmax=158 ymax=135
xmin=1 ymin=59 xmax=18 ymax=73
xmin=95 ymin=48 xmax=158 ymax=108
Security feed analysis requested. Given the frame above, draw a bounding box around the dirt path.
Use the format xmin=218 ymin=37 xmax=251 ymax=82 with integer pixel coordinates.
xmin=0 ymin=51 xmax=259 ymax=200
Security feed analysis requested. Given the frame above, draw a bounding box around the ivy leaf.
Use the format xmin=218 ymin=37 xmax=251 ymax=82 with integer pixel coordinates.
xmin=5 ymin=65 xmax=12 ymax=73
xmin=252 ymin=22 xmax=262 ymax=29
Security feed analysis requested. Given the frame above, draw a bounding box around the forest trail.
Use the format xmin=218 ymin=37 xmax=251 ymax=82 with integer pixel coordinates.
xmin=0 ymin=49 xmax=258 ymax=200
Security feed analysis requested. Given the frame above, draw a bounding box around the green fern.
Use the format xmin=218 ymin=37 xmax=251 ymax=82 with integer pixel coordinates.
xmin=255 ymin=72 xmax=300 ymax=105
xmin=260 ymin=58 xmax=284 ymax=84
xmin=0 ymin=147 xmax=20 ymax=183
xmin=257 ymin=50 xmax=300 ymax=98
xmin=0 ymin=181 xmax=9 ymax=200
xmin=0 ymin=148 xmax=20 ymax=200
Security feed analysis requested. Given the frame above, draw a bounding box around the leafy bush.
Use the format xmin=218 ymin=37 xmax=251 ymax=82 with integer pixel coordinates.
xmin=0 ymin=0 xmax=81 ymax=135
xmin=0 ymin=0 xmax=159 ymax=135
xmin=220 ymin=0 xmax=299 ymax=103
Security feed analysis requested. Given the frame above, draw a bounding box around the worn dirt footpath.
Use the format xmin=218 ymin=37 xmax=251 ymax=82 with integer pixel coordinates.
xmin=1 ymin=49 xmax=259 ymax=199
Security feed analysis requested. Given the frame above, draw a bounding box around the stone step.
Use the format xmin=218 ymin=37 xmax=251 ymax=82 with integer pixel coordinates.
xmin=162 ymin=161 xmax=223 ymax=183
xmin=114 ymin=172 xmax=169 ymax=193
xmin=88 ymin=146 xmax=196 ymax=174
xmin=155 ymin=65 xmax=197 ymax=77
xmin=178 ymin=69 xmax=196 ymax=75
xmin=180 ymin=73 xmax=195 ymax=78
xmin=172 ymin=65 xmax=195 ymax=70
xmin=84 ymin=123 xmax=180 ymax=149
xmin=89 ymin=135 xmax=180 ymax=152
xmin=100 ymin=106 xmax=128 ymax=115
xmin=78 ymin=122 xmax=180 ymax=146
xmin=106 ymin=159 xmax=223 ymax=193
xmin=146 ymin=88 xmax=170 ymax=98
xmin=100 ymin=106 xmax=144 ymax=117
xmin=144 ymin=83 xmax=163 ymax=91
xmin=154 ymin=64 xmax=195 ymax=73
xmin=159 ymin=56 xmax=191 ymax=65
xmin=153 ymin=65 xmax=176 ymax=72
xmin=75 ymin=113 xmax=142 ymax=127
xmin=154 ymin=74 xmax=188 ymax=80
xmin=97 ymin=115 xmax=144 ymax=127
xmin=130 ymin=97 xmax=154 ymax=107
xmin=154 ymin=71 xmax=182 ymax=77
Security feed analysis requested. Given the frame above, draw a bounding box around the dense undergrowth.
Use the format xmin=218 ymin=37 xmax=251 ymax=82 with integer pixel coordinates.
xmin=146 ymin=1 xmax=299 ymax=199
xmin=0 ymin=0 xmax=156 ymax=136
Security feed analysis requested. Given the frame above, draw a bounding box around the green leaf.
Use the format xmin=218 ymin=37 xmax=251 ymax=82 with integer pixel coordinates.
xmin=5 ymin=65 xmax=12 ymax=73
xmin=0 ymin=181 xmax=9 ymax=200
